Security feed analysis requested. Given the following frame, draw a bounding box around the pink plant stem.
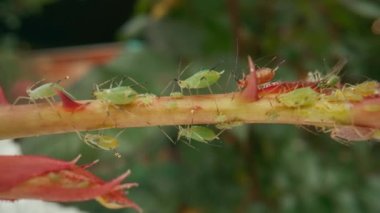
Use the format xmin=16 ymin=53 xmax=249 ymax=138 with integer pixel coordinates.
xmin=0 ymin=92 xmax=371 ymax=140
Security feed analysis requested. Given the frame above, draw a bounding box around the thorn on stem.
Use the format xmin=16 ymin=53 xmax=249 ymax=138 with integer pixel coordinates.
xmin=56 ymin=90 xmax=88 ymax=112
xmin=240 ymin=55 xmax=259 ymax=102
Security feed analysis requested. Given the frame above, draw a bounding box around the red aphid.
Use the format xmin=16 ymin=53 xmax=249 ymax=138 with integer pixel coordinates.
xmin=0 ymin=155 xmax=141 ymax=212
xmin=56 ymin=90 xmax=88 ymax=112
xmin=258 ymin=81 xmax=319 ymax=96
xmin=256 ymin=67 xmax=276 ymax=84
xmin=238 ymin=68 xmax=276 ymax=90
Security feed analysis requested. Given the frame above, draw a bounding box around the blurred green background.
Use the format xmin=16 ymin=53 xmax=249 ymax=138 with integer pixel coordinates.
xmin=1 ymin=0 xmax=380 ymax=212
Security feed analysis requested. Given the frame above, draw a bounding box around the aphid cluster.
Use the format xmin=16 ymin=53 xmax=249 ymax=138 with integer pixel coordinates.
xmin=8 ymin=55 xmax=380 ymax=155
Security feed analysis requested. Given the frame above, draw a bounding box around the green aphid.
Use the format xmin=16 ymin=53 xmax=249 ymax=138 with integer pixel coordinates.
xmin=277 ymin=87 xmax=319 ymax=108
xmin=319 ymin=58 xmax=346 ymax=88
xmin=80 ymin=132 xmax=123 ymax=158
xmin=325 ymin=74 xmax=340 ymax=87
xmin=318 ymin=74 xmax=341 ymax=88
xmin=178 ymin=125 xmax=219 ymax=143
xmin=138 ymin=93 xmax=157 ymax=106
xmin=94 ymin=86 xmax=138 ymax=105
xmin=177 ymin=69 xmax=224 ymax=89
xmin=28 ymin=83 xmax=65 ymax=100
xmin=83 ymin=133 xmax=119 ymax=151
xmin=14 ymin=77 xmax=70 ymax=104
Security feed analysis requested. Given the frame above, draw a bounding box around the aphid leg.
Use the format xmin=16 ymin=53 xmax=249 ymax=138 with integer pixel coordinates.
xmin=12 ymin=96 xmax=33 ymax=106
xmin=95 ymin=78 xmax=117 ymax=90
xmin=44 ymin=96 xmax=62 ymax=119
xmin=203 ymin=76 xmax=215 ymax=95
xmin=183 ymin=107 xmax=197 ymax=147
xmin=215 ymin=127 xmax=227 ymax=139
xmin=114 ymin=128 xmax=127 ymax=139
xmin=158 ymin=126 xmax=176 ymax=144
xmin=100 ymin=101 xmax=116 ymax=127
xmin=177 ymin=126 xmax=197 ymax=150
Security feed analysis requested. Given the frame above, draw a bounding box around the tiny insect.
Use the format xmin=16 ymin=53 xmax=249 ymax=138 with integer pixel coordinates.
xmin=325 ymin=81 xmax=379 ymax=102
xmin=277 ymin=87 xmax=319 ymax=108
xmin=78 ymin=130 xmax=125 ymax=158
xmin=238 ymin=67 xmax=277 ymax=89
xmin=94 ymin=86 xmax=138 ymax=105
xmin=137 ymin=93 xmax=157 ymax=106
xmin=330 ymin=126 xmax=377 ymax=144
xmin=169 ymin=91 xmax=184 ymax=99
xmin=177 ymin=69 xmax=224 ymax=90
xmin=258 ymin=81 xmax=320 ymax=96
xmin=177 ymin=125 xmax=221 ymax=144
xmin=237 ymin=55 xmax=281 ymax=90
xmin=315 ymin=58 xmax=347 ymax=89
xmin=13 ymin=76 xmax=70 ymax=105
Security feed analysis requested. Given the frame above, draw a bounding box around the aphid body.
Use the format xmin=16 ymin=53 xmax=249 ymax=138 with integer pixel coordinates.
xmin=177 ymin=69 xmax=224 ymax=89
xmin=277 ymin=87 xmax=319 ymax=108
xmin=83 ymin=133 xmax=119 ymax=151
xmin=27 ymin=83 xmax=64 ymax=100
xmin=169 ymin=92 xmax=184 ymax=99
xmin=94 ymin=86 xmax=138 ymax=105
xmin=317 ymin=74 xmax=341 ymax=89
xmin=13 ymin=77 xmax=70 ymax=105
xmin=330 ymin=126 xmax=378 ymax=144
xmin=178 ymin=125 xmax=219 ymax=143
xmin=137 ymin=93 xmax=157 ymax=106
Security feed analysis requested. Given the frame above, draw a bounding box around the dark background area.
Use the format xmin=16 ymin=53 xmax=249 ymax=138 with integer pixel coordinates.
xmin=0 ymin=0 xmax=136 ymax=48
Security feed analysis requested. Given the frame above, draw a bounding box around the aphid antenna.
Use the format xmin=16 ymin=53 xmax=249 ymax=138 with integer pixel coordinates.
xmin=121 ymin=75 xmax=149 ymax=92
xmin=55 ymin=76 xmax=70 ymax=85
xmin=27 ymin=78 xmax=46 ymax=90
xmin=160 ymin=63 xmax=183 ymax=95
xmin=114 ymin=128 xmax=127 ymax=139
xmin=328 ymin=58 xmax=347 ymax=79
xmin=94 ymin=77 xmax=119 ymax=91
xmin=160 ymin=79 xmax=178 ymax=96
xmin=229 ymin=37 xmax=241 ymax=89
